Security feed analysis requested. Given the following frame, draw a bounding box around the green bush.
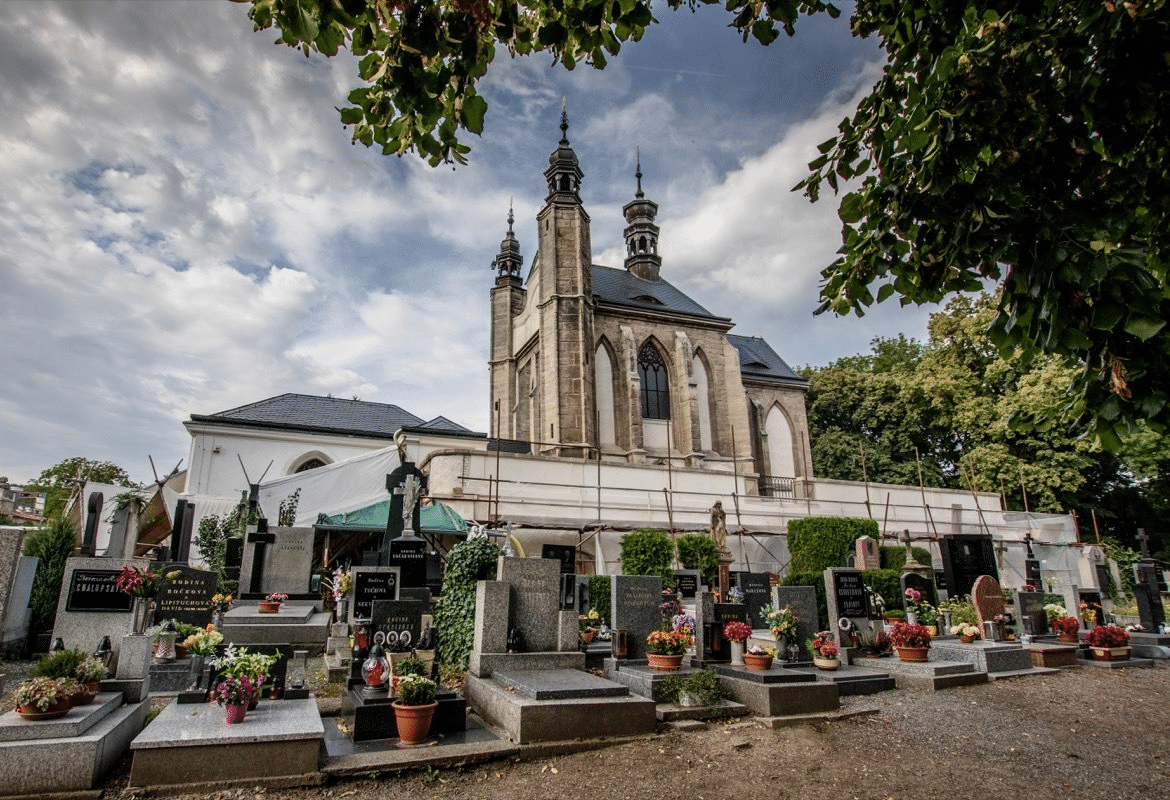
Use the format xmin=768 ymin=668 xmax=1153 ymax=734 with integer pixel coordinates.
xmin=434 ymin=536 xmax=502 ymax=671
xmin=782 ymin=571 xmax=827 ymax=630
xmin=588 ymin=574 xmax=612 ymax=625
xmin=787 ymin=517 xmax=878 ymax=573
xmin=861 ymin=569 xmax=903 ymax=611
xmin=23 ymin=516 xmax=77 ymax=635
xmin=28 ymin=647 xmax=88 ymax=680
xmin=675 ymin=533 xmax=720 ymax=588
xmin=880 ymin=545 xmax=933 ymax=570
xmin=619 ymin=530 xmax=674 ymax=587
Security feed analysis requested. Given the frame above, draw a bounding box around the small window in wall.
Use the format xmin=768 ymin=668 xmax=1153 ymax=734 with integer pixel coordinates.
xmin=294 ymin=458 xmax=326 ymax=474
xmin=638 ymin=342 xmax=670 ymax=420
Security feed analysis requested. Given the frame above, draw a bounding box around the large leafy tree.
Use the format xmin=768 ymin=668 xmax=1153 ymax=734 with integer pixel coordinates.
xmin=244 ymin=0 xmax=1169 ymax=445
xmin=26 ymin=456 xmax=137 ymax=519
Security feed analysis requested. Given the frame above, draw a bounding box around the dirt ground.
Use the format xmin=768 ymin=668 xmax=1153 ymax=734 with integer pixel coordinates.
xmin=90 ymin=664 xmax=1169 ymax=800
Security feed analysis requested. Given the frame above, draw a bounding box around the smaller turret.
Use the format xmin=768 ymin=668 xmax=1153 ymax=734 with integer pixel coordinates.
xmin=623 ymin=149 xmax=661 ymax=281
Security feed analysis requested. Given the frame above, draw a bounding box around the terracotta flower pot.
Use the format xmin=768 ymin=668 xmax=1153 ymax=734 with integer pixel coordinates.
xmin=393 ymin=700 xmax=438 ymax=745
xmin=646 ymin=653 xmax=684 ymax=671
xmin=1057 ymin=634 xmax=1079 ymax=644
xmin=18 ymin=699 xmax=72 ymax=720
xmin=258 ymin=601 xmax=281 ymax=614
xmin=959 ymin=635 xmax=976 ymax=644
xmin=224 ymin=703 xmax=247 ymax=724
xmin=897 ymin=646 xmax=930 ymax=663
xmin=742 ymin=653 xmax=774 ymax=671
xmin=580 ymin=630 xmax=595 ymax=644
xmin=71 ymin=681 xmax=100 ymax=707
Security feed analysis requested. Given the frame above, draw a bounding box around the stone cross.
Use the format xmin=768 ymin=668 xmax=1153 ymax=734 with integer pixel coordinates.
xmin=1024 ymin=532 xmax=1035 ymax=558
xmin=901 ymin=529 xmax=925 ymax=571
xmin=1137 ymin=528 xmax=1151 ymax=560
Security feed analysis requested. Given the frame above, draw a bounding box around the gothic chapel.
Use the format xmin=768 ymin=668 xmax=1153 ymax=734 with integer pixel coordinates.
xmin=489 ymin=114 xmax=813 ymax=493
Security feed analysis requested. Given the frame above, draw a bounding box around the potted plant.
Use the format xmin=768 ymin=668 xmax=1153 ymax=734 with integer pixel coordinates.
xmin=258 ymin=592 xmax=288 ymax=613
xmin=722 ymin=620 xmax=752 ymax=666
xmin=950 ymin=623 xmax=981 ymax=644
xmin=660 ymin=668 xmax=725 ymax=707
xmin=393 ymin=655 xmax=427 ymax=693
xmin=11 ymin=677 xmax=77 ymax=720
xmin=890 ymin=621 xmax=932 ymax=662
xmin=857 ymin=626 xmax=893 ymax=658
xmin=209 ymin=593 xmax=233 ymax=628
xmin=743 ymin=644 xmax=776 ymax=671
xmin=1043 ymin=602 xmax=1067 ymax=626
xmin=808 ymin=631 xmax=840 ymax=670
xmin=72 ymin=655 xmax=108 ymax=705
xmin=213 ymin=674 xmax=258 ymax=724
xmin=1079 ymin=601 xmax=1101 ymax=628
xmin=904 ymin=588 xmax=925 ymax=625
xmin=211 ymin=646 xmax=279 ymax=705
xmin=1051 ymin=615 xmax=1081 ymax=643
xmin=646 ymin=630 xmax=691 ymax=670
xmin=918 ymin=602 xmax=939 ymax=635
xmin=27 ymin=647 xmax=100 ymax=706
xmin=1085 ymin=624 xmax=1131 ymax=661
xmin=884 ymin=609 xmax=906 ymax=629
xmin=393 ymin=674 xmax=438 ymax=745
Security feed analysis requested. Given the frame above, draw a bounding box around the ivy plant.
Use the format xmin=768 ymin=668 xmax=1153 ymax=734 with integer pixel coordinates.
xmin=434 ymin=535 xmax=502 ymax=671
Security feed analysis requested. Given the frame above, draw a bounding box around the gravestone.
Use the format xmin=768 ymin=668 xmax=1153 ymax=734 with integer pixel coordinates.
xmin=223 ymin=538 xmax=244 ymax=584
xmin=387 ymin=538 xmax=427 ymax=588
xmin=1078 ymin=590 xmax=1107 ymax=626
xmin=610 ymin=575 xmax=662 ymax=660
xmin=51 ymin=557 xmax=144 ymax=666
xmin=1134 ymin=583 xmax=1165 ymax=632
xmin=673 ymin=570 xmax=701 ymax=600
xmin=574 ymin=576 xmax=591 ymax=617
xmin=934 ymin=570 xmax=949 ymax=599
xmin=498 ymin=557 xmax=561 ymax=652
xmin=0 ymin=529 xmax=27 ymax=638
xmin=825 ymin=567 xmax=868 ymax=621
xmin=1015 ymin=590 xmax=1049 ymax=636
xmin=1 ymin=554 xmax=36 ymax=649
xmin=711 ymin=602 xmax=749 ymax=658
xmin=541 ymin=544 xmax=576 ymax=574
xmin=239 ymin=526 xmax=314 ymax=596
xmin=153 ymin=564 xmax=217 ymax=627
xmin=971 ymin=575 xmax=1006 ymax=637
xmin=771 ymin=585 xmax=818 ymax=659
xmin=855 ymin=535 xmax=881 ymax=571
xmin=939 ymin=535 xmax=998 ymax=598
xmin=348 ymin=567 xmax=400 ymax=623
xmin=900 ymin=572 xmax=938 ymax=611
xmin=370 ymin=599 xmax=424 ymax=651
xmin=559 ymin=574 xmax=576 ymax=611
xmin=736 ymin=572 xmax=772 ymax=628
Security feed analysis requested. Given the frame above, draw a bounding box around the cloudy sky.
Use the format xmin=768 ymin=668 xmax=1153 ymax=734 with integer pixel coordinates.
xmin=0 ymin=1 xmax=940 ymax=486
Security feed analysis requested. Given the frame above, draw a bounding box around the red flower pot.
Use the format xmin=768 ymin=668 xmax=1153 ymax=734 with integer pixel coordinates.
xmin=393 ymin=701 xmax=437 ymax=745
xmin=1091 ymin=646 xmax=1130 ymax=662
xmin=742 ymin=653 xmax=774 ymax=671
xmin=959 ymin=635 xmax=976 ymax=644
xmin=224 ymin=703 xmax=247 ymax=724
xmin=1057 ymin=634 xmax=1079 ymax=644
xmin=646 ymin=653 xmax=684 ymax=671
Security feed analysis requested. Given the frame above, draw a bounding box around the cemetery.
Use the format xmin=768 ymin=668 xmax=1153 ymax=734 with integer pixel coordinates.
xmin=0 ymin=481 xmax=1167 ymax=797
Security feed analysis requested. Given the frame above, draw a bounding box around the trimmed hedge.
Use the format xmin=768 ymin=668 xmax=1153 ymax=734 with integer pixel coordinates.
xmin=880 ymin=545 xmax=933 ymax=570
xmin=675 ymin=533 xmax=720 ymax=588
xmin=788 ymin=517 xmax=879 ymax=573
xmin=588 ymin=574 xmax=612 ymax=625
xmin=782 ymin=571 xmax=828 ymax=631
xmin=861 ymin=568 xmax=903 ymax=611
xmin=620 ymin=529 xmax=674 ymax=588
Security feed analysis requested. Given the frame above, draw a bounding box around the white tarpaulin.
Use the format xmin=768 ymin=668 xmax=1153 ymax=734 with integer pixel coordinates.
xmin=258 ymin=445 xmax=403 ymax=526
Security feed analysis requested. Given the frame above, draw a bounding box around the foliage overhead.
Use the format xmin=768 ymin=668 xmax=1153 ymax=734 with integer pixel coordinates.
xmin=26 ymin=456 xmax=136 ymax=519
xmin=245 ymin=0 xmax=1170 ymax=443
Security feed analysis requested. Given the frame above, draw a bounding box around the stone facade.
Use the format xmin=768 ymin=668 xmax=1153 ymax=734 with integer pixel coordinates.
xmin=488 ymin=116 xmax=811 ymax=485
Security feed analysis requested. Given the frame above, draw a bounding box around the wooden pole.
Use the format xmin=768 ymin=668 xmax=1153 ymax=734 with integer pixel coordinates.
xmin=881 ymin=492 xmax=891 ymax=542
xmin=1091 ymin=508 xmax=1102 ymax=545
xmin=1019 ymin=462 xmax=1030 ymax=514
xmin=914 ymin=447 xmax=939 ymax=537
xmin=859 ymin=441 xmax=873 ymax=520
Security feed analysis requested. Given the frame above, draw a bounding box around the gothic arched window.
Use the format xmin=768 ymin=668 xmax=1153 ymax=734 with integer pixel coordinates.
xmin=638 ymin=342 xmax=669 ymax=420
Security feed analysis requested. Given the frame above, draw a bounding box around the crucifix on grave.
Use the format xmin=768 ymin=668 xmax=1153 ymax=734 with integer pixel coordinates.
xmin=901 ymin=529 xmax=928 ymax=574
xmin=1137 ymin=528 xmax=1152 ymax=560
xmin=1024 ymin=531 xmax=1043 ymax=586
xmin=380 ymin=461 xmax=428 ymax=585
xmin=995 ymin=540 xmax=1008 ymax=571
xmin=245 ymin=517 xmax=275 ymax=594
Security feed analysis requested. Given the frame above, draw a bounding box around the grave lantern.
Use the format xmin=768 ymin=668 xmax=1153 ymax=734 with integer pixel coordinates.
xmin=52 ymin=637 xmax=65 ymax=653
xmin=288 ymin=650 xmax=308 ymax=689
xmin=362 ymin=642 xmax=390 ymax=697
xmin=93 ymin=636 xmax=114 ymax=671
xmin=155 ymin=620 xmax=178 ymax=660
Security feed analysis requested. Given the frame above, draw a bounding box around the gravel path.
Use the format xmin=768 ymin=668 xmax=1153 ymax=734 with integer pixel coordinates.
xmin=95 ymin=663 xmax=1168 ymax=800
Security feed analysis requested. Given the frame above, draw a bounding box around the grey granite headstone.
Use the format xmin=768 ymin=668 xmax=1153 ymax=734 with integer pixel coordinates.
xmin=370 ymin=599 xmax=423 ymax=651
xmin=971 ymin=575 xmax=1006 ymax=634
xmin=239 ymin=526 xmax=314 ymax=596
xmin=472 ymin=580 xmax=510 ymax=654
xmin=611 ymin=575 xmax=662 ymax=660
xmin=771 ymin=585 xmax=819 ymax=659
xmin=855 ymin=535 xmax=881 ymax=571
xmin=736 ymin=572 xmax=771 ymax=628
xmin=498 ymin=557 xmax=561 ymax=652
xmin=1 ymin=555 xmax=36 ymax=648
xmin=348 ymin=566 xmax=401 ymax=623
xmin=824 ymin=568 xmax=869 ymax=647
xmin=0 ymin=529 xmax=25 ymax=632
xmin=51 ymin=557 xmax=146 ymax=667
xmin=154 ymin=564 xmax=217 ymax=627
xmin=1015 ymin=590 xmax=1048 ymax=636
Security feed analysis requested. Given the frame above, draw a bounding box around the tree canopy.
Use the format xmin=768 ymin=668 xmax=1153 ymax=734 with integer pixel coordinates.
xmin=244 ymin=0 xmax=1170 ymax=446
xmin=802 ymin=293 xmax=1170 ymax=555
xmin=26 ymin=456 xmax=137 ymax=519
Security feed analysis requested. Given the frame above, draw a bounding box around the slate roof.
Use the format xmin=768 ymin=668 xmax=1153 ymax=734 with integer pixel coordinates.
xmin=190 ymin=393 xmax=478 ymax=438
xmin=591 ymin=265 xmax=730 ymax=324
xmin=727 ymin=334 xmax=808 ymax=387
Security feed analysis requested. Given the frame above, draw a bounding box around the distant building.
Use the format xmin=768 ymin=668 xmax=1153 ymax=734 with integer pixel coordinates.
xmin=0 ymin=476 xmax=44 ymax=522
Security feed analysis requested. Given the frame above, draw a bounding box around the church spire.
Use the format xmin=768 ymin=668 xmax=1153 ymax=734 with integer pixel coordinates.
xmin=492 ymin=200 xmax=523 ymax=285
xmin=544 ymin=99 xmax=584 ymax=203
xmin=623 ymin=149 xmax=661 ymax=281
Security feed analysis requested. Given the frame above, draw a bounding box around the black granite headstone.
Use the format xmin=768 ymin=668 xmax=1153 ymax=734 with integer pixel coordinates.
xmin=939 ymin=535 xmax=998 ymax=598
xmin=388 ymin=538 xmax=427 ymax=587
xmin=154 ymin=564 xmax=218 ymax=627
xmin=370 ymin=599 xmax=424 ymax=651
xmin=736 ymin=572 xmax=771 ymax=628
xmin=354 ymin=570 xmax=399 ymax=621
xmin=831 ymin=571 xmax=869 ymax=619
xmin=1134 ymin=583 xmax=1165 ymax=631
xmin=1077 ymin=590 xmax=1107 ymax=626
xmin=674 ymin=570 xmax=700 ymax=599
xmin=64 ymin=569 xmax=133 ymax=612
xmin=900 ymin=572 xmax=938 ymax=609
xmin=224 ymin=537 xmax=244 ymax=583
xmin=1016 ymin=590 xmax=1048 ymax=636
xmin=541 ymin=544 xmax=576 ymax=574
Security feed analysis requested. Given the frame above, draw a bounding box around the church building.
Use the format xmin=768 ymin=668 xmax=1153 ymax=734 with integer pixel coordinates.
xmin=488 ymin=113 xmax=811 ymax=494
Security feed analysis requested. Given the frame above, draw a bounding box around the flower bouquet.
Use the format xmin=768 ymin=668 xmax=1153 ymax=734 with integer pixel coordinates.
xmin=1085 ymin=623 xmax=1130 ymax=660
xmin=1051 ymin=615 xmax=1080 ymax=641
xmin=760 ymin=603 xmax=798 ymax=640
xmin=891 ymin=622 xmax=932 ymax=661
xmin=722 ymin=621 xmax=752 ymax=643
xmin=950 ymin=623 xmax=981 ymax=642
xmin=115 ymin=565 xmax=181 ymax=598
xmin=646 ymin=630 xmax=691 ymax=655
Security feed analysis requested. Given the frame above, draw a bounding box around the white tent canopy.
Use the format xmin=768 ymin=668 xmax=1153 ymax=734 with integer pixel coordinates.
xmin=257 ymin=445 xmax=402 ymax=527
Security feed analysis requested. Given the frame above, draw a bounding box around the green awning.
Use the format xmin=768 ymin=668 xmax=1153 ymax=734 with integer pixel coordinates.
xmin=315 ymin=499 xmax=469 ymax=535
